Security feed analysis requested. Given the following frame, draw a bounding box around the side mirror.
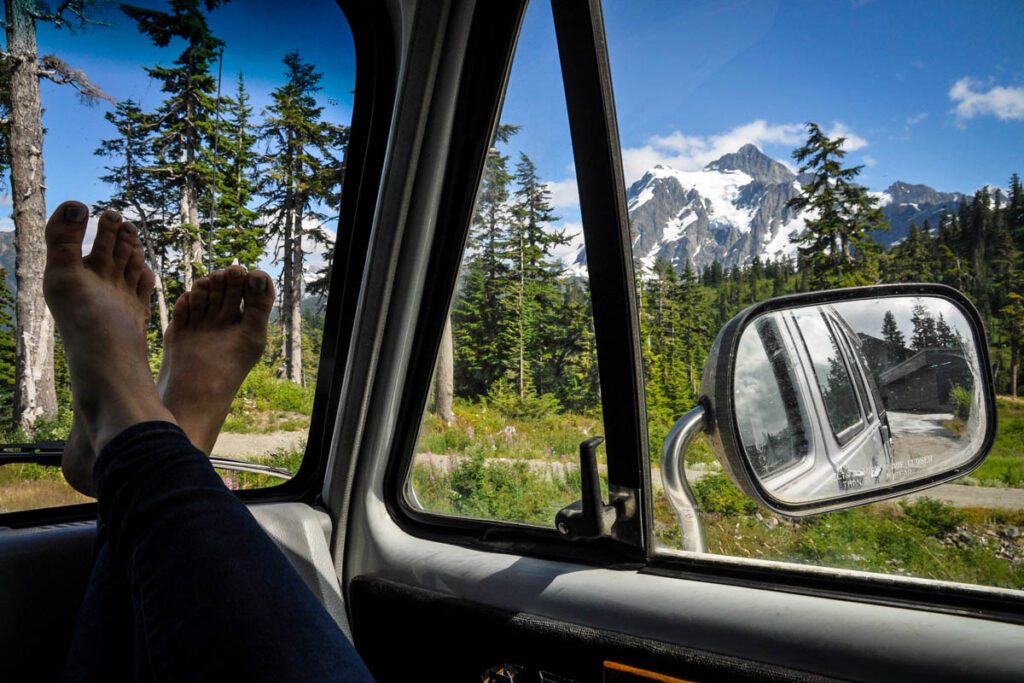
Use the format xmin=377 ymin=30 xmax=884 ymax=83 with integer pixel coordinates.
xmin=700 ymin=284 xmax=996 ymax=517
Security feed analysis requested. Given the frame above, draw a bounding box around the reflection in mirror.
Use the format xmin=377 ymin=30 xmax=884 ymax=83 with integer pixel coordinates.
xmin=734 ymin=296 xmax=987 ymax=504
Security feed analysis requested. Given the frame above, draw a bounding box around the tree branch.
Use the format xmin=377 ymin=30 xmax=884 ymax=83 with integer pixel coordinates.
xmin=38 ymin=54 xmax=114 ymax=105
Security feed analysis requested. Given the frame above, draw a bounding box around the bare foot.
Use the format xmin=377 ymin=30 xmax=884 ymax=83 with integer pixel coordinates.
xmin=157 ymin=267 xmax=275 ymax=454
xmin=61 ymin=210 xmax=156 ymax=495
xmin=44 ymin=202 xmax=175 ymax=495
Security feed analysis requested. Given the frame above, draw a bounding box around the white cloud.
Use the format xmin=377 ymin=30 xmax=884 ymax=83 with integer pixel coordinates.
xmin=949 ymin=77 xmax=1024 ymax=122
xmin=543 ymin=178 xmax=581 ymax=210
xmin=0 ymin=195 xmax=11 ymax=207
xmin=619 ymin=119 xmax=869 ymax=183
xmin=620 ymin=120 xmax=807 ymax=183
xmin=825 ymin=122 xmax=869 ymax=151
xmin=861 ymin=155 xmax=877 ymax=167
xmin=906 ymin=112 xmax=928 ymax=126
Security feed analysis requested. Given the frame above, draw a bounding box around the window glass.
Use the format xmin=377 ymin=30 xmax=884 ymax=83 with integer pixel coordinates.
xmin=735 ymin=317 xmax=808 ymax=478
xmin=791 ymin=310 xmax=863 ymax=440
xmin=0 ymin=0 xmax=354 ymax=513
xmin=404 ymin=2 xmax=606 ymax=527
xmin=603 ymin=0 xmax=1024 ymax=589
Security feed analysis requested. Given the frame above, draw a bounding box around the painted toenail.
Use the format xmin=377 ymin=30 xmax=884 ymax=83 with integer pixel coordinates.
xmin=229 ymin=268 xmax=243 ymax=279
xmin=252 ymin=277 xmax=267 ymax=293
xmin=104 ymin=210 xmax=122 ymax=223
xmin=123 ymin=223 xmax=137 ymax=235
xmin=63 ymin=204 xmax=87 ymax=223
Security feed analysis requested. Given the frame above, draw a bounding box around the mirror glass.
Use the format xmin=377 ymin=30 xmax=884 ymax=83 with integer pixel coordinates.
xmin=733 ymin=296 xmax=988 ymax=504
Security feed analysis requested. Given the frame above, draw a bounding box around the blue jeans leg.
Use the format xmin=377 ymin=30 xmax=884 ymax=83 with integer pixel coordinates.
xmin=64 ymin=421 xmax=373 ymax=682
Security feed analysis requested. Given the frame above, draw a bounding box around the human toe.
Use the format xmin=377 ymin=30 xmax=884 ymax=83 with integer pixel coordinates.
xmin=242 ymin=270 xmax=275 ymax=332
xmin=189 ymin=277 xmax=211 ymax=325
xmin=218 ymin=265 xmax=246 ymax=322
xmin=44 ymin=201 xmax=89 ymax=273
xmin=84 ymin=210 xmax=124 ymax=276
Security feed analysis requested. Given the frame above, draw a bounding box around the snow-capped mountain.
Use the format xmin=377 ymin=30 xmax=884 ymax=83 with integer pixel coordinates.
xmin=569 ymin=144 xmax=965 ymax=273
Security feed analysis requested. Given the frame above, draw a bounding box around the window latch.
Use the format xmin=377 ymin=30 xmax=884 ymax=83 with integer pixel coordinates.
xmin=555 ymin=436 xmax=626 ymax=541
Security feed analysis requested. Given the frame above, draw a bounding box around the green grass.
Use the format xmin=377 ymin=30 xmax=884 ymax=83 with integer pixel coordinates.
xmin=972 ymin=397 xmax=1024 ymax=487
xmin=222 ymin=365 xmax=315 ymax=433
xmin=415 ymin=398 xmax=603 ymax=463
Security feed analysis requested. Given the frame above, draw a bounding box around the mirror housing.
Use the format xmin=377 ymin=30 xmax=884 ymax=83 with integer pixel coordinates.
xmin=700 ymin=283 xmax=997 ymax=517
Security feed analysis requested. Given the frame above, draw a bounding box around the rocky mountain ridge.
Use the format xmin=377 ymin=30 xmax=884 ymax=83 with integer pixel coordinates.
xmin=571 ymin=144 xmax=967 ymax=273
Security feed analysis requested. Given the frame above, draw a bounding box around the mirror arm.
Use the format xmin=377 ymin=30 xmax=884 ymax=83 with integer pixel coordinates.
xmin=662 ymin=405 xmax=708 ymax=553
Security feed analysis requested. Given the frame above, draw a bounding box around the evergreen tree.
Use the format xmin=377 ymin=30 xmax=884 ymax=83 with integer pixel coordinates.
xmin=787 ymin=123 xmax=887 ymax=289
xmin=509 ymin=152 xmax=566 ymax=398
xmin=94 ymin=99 xmax=173 ymax=331
xmin=453 ymin=125 xmax=520 ymax=397
xmin=880 ymin=310 xmax=906 ymax=367
xmin=123 ymin=0 xmax=228 ymax=289
xmin=259 ymin=51 xmax=338 ymax=384
xmin=211 ymin=73 xmax=261 ymax=268
xmin=910 ymin=303 xmax=939 ymax=350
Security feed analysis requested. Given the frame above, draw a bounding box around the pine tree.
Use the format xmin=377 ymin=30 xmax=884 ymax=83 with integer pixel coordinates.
xmin=508 ymin=152 xmax=566 ymax=398
xmin=452 ymin=125 xmax=520 ymax=398
xmin=95 ymin=99 xmax=173 ymax=331
xmin=787 ymin=123 xmax=887 ymax=289
xmin=910 ymin=303 xmax=940 ymax=350
xmin=259 ymin=52 xmax=338 ymax=385
xmin=211 ymin=74 xmax=262 ymax=268
xmin=880 ymin=310 xmax=906 ymax=367
xmin=123 ymin=0 xmax=227 ymax=289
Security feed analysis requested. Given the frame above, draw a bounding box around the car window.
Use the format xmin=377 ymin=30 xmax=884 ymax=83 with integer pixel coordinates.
xmin=599 ymin=0 xmax=1024 ymax=590
xmin=735 ymin=316 xmax=810 ymax=478
xmin=0 ymin=0 xmax=354 ymax=514
xmin=790 ymin=309 xmax=865 ymax=442
xmin=403 ymin=2 xmax=606 ymax=528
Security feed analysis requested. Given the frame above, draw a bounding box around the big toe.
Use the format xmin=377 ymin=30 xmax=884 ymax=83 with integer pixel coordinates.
xmin=242 ymin=270 xmax=275 ymax=333
xmin=44 ymin=201 xmax=89 ymax=273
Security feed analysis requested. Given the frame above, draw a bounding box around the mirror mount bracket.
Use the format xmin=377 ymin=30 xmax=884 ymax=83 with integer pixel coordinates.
xmin=555 ymin=437 xmax=637 ymax=543
xmin=662 ymin=405 xmax=708 ymax=553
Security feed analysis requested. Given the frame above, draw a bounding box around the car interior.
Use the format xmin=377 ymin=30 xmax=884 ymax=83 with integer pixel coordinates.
xmin=1 ymin=1 xmax=1023 ymax=681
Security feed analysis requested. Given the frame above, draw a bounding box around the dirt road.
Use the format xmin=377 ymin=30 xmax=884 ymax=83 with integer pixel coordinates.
xmin=212 ymin=436 xmax=1024 ymax=510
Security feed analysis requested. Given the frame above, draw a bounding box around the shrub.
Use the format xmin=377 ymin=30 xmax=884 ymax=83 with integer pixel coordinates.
xmin=486 ymin=377 xmax=562 ymax=420
xmin=693 ymin=474 xmax=757 ymax=516
xmin=949 ymin=385 xmax=972 ymax=422
xmin=901 ymin=497 xmax=965 ymax=537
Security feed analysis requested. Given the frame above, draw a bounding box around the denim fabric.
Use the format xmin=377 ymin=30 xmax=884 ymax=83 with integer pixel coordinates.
xmin=63 ymin=421 xmax=373 ymax=682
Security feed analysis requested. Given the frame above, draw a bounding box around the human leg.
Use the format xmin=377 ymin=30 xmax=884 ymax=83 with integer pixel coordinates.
xmin=46 ymin=202 xmax=371 ymax=681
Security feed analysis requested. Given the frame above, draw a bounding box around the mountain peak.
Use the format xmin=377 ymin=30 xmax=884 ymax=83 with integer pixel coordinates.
xmin=704 ymin=144 xmax=794 ymax=185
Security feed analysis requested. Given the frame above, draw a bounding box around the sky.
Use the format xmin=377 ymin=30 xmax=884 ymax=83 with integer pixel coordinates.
xmin=1 ymin=0 xmax=1022 ymax=261
xmin=502 ymin=0 xmax=1024 ymax=234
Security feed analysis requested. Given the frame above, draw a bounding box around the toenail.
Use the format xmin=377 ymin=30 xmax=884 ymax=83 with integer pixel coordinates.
xmin=252 ymin=277 xmax=267 ymax=293
xmin=123 ymin=223 xmax=137 ymax=235
xmin=228 ymin=268 xmax=243 ymax=279
xmin=104 ymin=210 xmax=122 ymax=223
xmin=62 ymin=204 xmax=87 ymax=223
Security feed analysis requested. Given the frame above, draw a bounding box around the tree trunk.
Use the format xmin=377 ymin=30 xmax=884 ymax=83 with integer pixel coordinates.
xmin=1012 ymin=344 xmax=1019 ymax=399
xmin=6 ymin=0 xmax=57 ymax=430
xmin=433 ymin=314 xmax=454 ymax=424
xmin=281 ymin=200 xmax=303 ymax=385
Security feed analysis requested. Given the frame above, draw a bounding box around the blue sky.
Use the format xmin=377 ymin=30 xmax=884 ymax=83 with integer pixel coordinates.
xmin=3 ymin=0 xmax=1023 ymax=252
xmin=1 ymin=0 xmax=354 ymax=242
xmin=502 ymin=0 xmax=1024 ymax=232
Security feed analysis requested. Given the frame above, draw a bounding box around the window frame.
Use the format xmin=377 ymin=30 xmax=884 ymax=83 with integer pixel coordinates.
xmin=0 ymin=0 xmax=378 ymax=529
xmin=382 ymin=0 xmax=651 ymax=568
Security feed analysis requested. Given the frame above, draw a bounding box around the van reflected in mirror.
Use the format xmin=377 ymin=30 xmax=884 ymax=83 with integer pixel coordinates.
xmin=734 ymin=296 xmax=987 ymax=504
xmin=698 ymin=284 xmax=996 ymax=516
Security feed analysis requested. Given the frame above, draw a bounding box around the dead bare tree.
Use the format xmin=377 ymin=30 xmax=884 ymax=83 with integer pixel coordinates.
xmin=3 ymin=0 xmax=110 ymax=430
